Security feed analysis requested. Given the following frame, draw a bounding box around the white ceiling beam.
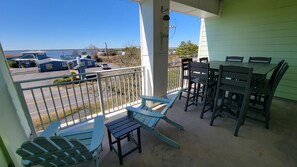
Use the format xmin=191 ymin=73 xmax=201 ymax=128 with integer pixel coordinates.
xmin=170 ymin=0 xmax=221 ymax=18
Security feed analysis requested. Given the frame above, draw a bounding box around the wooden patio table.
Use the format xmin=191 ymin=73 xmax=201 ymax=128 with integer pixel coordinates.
xmin=207 ymin=61 xmax=278 ymax=114
xmin=208 ymin=61 xmax=277 ymax=75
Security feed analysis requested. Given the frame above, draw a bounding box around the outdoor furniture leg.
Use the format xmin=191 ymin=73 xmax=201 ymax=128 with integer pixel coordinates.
xmin=108 ymin=130 xmax=112 ymax=151
xmin=117 ymin=139 xmax=123 ymax=165
xmin=137 ymin=128 xmax=142 ymax=153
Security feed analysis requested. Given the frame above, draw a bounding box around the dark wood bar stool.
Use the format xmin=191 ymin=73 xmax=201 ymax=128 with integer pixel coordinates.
xmin=210 ymin=65 xmax=253 ymax=136
xmin=184 ymin=62 xmax=217 ymax=118
xmin=252 ymin=60 xmax=285 ymax=105
xmin=179 ymin=58 xmax=193 ymax=99
xmin=248 ymin=62 xmax=288 ymax=129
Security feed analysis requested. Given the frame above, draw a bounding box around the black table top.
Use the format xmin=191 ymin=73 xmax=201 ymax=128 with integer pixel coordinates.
xmin=209 ymin=61 xmax=277 ymax=75
xmin=105 ymin=116 xmax=141 ymax=139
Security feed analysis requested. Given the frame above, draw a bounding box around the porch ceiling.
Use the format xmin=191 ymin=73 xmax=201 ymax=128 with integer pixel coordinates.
xmin=131 ymin=0 xmax=221 ymax=18
xmin=170 ymin=0 xmax=220 ymax=18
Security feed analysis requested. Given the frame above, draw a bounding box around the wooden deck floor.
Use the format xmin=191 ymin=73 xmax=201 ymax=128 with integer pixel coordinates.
xmin=74 ymin=96 xmax=297 ymax=167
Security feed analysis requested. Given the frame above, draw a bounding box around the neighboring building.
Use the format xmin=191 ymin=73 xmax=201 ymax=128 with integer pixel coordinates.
xmin=37 ymin=53 xmax=96 ymax=72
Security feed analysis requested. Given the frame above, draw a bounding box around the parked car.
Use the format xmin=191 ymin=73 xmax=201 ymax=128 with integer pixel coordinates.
xmin=12 ymin=51 xmax=44 ymax=68
xmin=102 ymin=63 xmax=111 ymax=70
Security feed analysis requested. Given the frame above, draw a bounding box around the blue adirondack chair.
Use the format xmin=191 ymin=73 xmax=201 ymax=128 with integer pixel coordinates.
xmin=126 ymin=90 xmax=184 ymax=148
xmin=16 ymin=116 xmax=104 ymax=167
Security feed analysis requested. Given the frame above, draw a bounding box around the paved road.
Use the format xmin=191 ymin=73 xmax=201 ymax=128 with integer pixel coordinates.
xmin=24 ymin=85 xmax=99 ymax=117
xmin=11 ymin=62 xmax=120 ymax=122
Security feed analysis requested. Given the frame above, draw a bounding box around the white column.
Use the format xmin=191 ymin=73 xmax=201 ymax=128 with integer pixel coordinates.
xmin=139 ymin=0 xmax=170 ymax=97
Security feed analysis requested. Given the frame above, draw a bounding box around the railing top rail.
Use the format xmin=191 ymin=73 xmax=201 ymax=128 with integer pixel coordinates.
xmin=168 ymin=64 xmax=181 ymax=68
xmin=14 ymin=73 xmax=95 ymax=84
xmin=21 ymin=77 xmax=99 ymax=90
xmin=101 ymin=71 xmax=143 ymax=79
xmin=93 ymin=66 xmax=144 ymax=73
xmin=14 ymin=66 xmax=145 ymax=84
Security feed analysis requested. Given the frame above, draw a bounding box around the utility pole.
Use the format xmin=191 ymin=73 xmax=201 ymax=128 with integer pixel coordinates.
xmin=105 ymin=42 xmax=109 ymax=59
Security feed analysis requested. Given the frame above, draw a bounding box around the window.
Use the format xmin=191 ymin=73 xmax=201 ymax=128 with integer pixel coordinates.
xmin=21 ymin=54 xmax=35 ymax=59
xmin=46 ymin=64 xmax=53 ymax=69
xmin=62 ymin=62 xmax=68 ymax=67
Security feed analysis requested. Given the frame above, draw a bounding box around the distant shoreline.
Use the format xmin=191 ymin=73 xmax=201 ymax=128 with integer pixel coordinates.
xmin=4 ymin=47 xmax=178 ymax=58
xmin=4 ymin=48 xmax=124 ymax=52
xmin=4 ymin=47 xmax=177 ymax=52
xmin=5 ymin=53 xmax=19 ymax=57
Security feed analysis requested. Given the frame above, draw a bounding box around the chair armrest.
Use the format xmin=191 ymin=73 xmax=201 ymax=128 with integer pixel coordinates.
xmin=89 ymin=116 xmax=104 ymax=153
xmin=127 ymin=106 xmax=165 ymax=118
xmin=140 ymin=96 xmax=171 ymax=104
xmin=59 ymin=128 xmax=94 ymax=137
xmin=39 ymin=121 xmax=61 ymax=137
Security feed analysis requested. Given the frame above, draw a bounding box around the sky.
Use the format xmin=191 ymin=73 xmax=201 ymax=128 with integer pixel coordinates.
xmin=0 ymin=0 xmax=201 ymax=50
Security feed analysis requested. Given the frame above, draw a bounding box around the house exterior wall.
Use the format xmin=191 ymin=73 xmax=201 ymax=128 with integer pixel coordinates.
xmin=203 ymin=0 xmax=297 ymax=101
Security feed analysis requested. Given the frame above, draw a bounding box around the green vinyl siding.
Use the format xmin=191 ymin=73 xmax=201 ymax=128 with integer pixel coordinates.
xmin=204 ymin=0 xmax=297 ymax=101
xmin=0 ymin=148 xmax=8 ymax=167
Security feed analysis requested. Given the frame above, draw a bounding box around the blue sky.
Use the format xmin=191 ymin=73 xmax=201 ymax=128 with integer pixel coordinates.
xmin=0 ymin=0 xmax=200 ymax=50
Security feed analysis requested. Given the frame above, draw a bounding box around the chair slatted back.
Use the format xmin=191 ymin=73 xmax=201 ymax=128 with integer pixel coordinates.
xmin=181 ymin=58 xmax=193 ymax=70
xmin=217 ymin=65 xmax=253 ymax=94
xmin=248 ymin=57 xmax=272 ymax=64
xmin=181 ymin=58 xmax=193 ymax=78
xmin=161 ymin=90 xmax=182 ymax=115
xmin=268 ymin=60 xmax=285 ymax=86
xmin=189 ymin=62 xmax=210 ymax=84
xmin=270 ymin=62 xmax=288 ymax=94
xmin=199 ymin=57 xmax=209 ymax=63
xmin=16 ymin=136 xmax=93 ymax=167
xmin=134 ymin=90 xmax=181 ymax=128
xmin=225 ymin=56 xmax=244 ymax=62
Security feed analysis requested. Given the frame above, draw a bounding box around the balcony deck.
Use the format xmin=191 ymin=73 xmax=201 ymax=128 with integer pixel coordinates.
xmin=72 ymin=96 xmax=297 ymax=167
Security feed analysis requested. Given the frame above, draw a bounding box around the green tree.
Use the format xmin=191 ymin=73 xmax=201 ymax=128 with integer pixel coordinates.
xmin=176 ymin=40 xmax=198 ymax=58
xmin=81 ymin=51 xmax=88 ymax=55
xmin=7 ymin=60 xmax=18 ymax=68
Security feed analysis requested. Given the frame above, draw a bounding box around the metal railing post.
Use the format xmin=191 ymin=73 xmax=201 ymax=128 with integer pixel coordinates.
xmin=14 ymin=83 xmax=37 ymax=137
xmin=179 ymin=63 xmax=182 ymax=89
xmin=96 ymin=72 xmax=105 ymax=119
